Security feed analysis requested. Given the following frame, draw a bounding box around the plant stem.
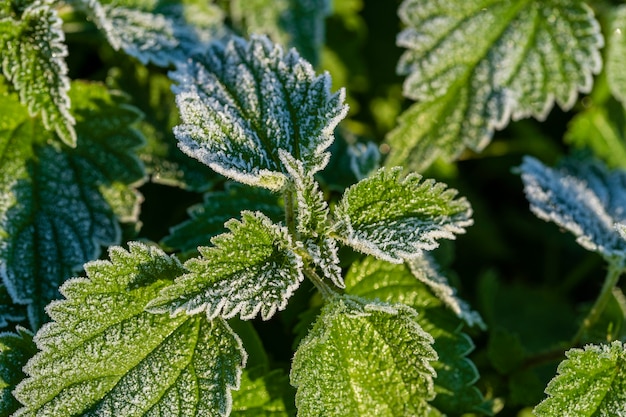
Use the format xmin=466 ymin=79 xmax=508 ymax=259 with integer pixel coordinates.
xmin=572 ymin=261 xmax=623 ymax=345
xmin=303 ymin=266 xmax=337 ymax=300
xmin=284 ymin=189 xmax=297 ymax=238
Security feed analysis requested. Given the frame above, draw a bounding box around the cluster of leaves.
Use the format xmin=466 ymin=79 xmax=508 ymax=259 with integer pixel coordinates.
xmin=0 ymin=0 xmax=625 ymax=416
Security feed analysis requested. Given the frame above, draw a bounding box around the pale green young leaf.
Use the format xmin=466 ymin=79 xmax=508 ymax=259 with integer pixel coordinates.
xmin=0 ymin=82 xmax=145 ymax=328
xmin=534 ymin=341 xmax=626 ymax=417
xmin=0 ymin=0 xmax=75 ymax=146
xmin=280 ymin=151 xmax=343 ymax=287
xmin=386 ymin=0 xmax=603 ymax=171
xmin=13 ymin=242 xmax=247 ymax=417
xmin=332 ymin=167 xmax=473 ymax=263
xmin=607 ymin=6 xmax=626 ymax=107
xmin=565 ymin=103 xmax=626 ymax=170
xmin=71 ymin=0 xmax=225 ymax=67
xmin=148 ymin=211 xmax=304 ymax=321
xmin=291 ymin=295 xmax=439 ymax=417
xmin=232 ymin=366 xmax=296 ymax=416
xmin=520 ymin=155 xmax=626 ymax=263
xmin=161 ymin=182 xmax=284 ymax=255
xmin=344 ymin=257 xmax=486 ymax=415
xmin=0 ymin=327 xmax=36 ymax=416
xmin=229 ymin=0 xmax=330 ymax=66
xmin=171 ymin=35 xmax=349 ymax=190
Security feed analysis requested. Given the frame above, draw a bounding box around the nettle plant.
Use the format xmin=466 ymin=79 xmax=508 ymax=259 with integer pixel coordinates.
xmin=0 ymin=0 xmax=626 ymax=416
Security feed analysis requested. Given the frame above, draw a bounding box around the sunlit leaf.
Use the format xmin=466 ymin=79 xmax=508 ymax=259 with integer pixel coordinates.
xmin=607 ymin=5 xmax=626 ymax=108
xmin=0 ymin=0 xmax=74 ymax=145
xmin=171 ymin=35 xmax=348 ymax=190
xmin=0 ymin=327 xmax=35 ymax=416
xmin=148 ymin=211 xmax=303 ymax=321
xmin=161 ymin=182 xmax=283 ymax=256
xmin=344 ymin=257 xmax=487 ymax=415
xmin=229 ymin=0 xmax=330 ymax=66
xmin=534 ymin=341 xmax=626 ymax=417
xmin=291 ymin=295 xmax=438 ymax=417
xmin=0 ymin=82 xmax=145 ymax=328
xmin=386 ymin=0 xmax=603 ymax=171
xmin=520 ymin=155 xmax=626 ymax=263
xmin=232 ymin=366 xmax=295 ymax=416
xmin=13 ymin=242 xmax=247 ymax=416
xmin=333 ymin=167 xmax=473 ymax=263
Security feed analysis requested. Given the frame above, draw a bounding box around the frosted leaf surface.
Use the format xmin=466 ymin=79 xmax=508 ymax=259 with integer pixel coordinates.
xmin=347 ymin=141 xmax=381 ymax=181
xmin=407 ymin=254 xmax=485 ymax=329
xmin=387 ymin=0 xmax=603 ymax=172
xmin=332 ymin=167 xmax=473 ymax=263
xmin=72 ymin=0 xmax=225 ymax=67
xmin=162 ymin=182 xmax=283 ymax=256
xmin=281 ymin=152 xmax=343 ymax=287
xmin=229 ymin=0 xmax=330 ymax=66
xmin=0 ymin=82 xmax=145 ymax=328
xmin=344 ymin=257 xmax=486 ymax=415
xmin=520 ymin=155 xmax=626 ymax=264
xmin=534 ymin=341 xmax=626 ymax=417
xmin=148 ymin=211 xmax=304 ymax=321
xmin=171 ymin=35 xmax=348 ymax=190
xmin=291 ymin=295 xmax=438 ymax=417
xmin=0 ymin=0 xmax=75 ymax=146
xmin=0 ymin=327 xmax=36 ymax=416
xmin=231 ymin=366 xmax=295 ymax=416
xmin=607 ymin=6 xmax=626 ymax=107
xmin=13 ymin=242 xmax=246 ymax=417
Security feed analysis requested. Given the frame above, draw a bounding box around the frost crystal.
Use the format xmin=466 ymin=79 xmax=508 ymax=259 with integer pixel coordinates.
xmin=148 ymin=211 xmax=304 ymax=321
xmin=291 ymin=295 xmax=438 ymax=416
xmin=13 ymin=242 xmax=246 ymax=417
xmin=387 ymin=0 xmax=604 ymax=171
xmin=333 ymin=167 xmax=473 ymax=263
xmin=520 ymin=155 xmax=626 ymax=264
xmin=171 ymin=35 xmax=348 ymax=190
xmin=0 ymin=0 xmax=75 ymax=145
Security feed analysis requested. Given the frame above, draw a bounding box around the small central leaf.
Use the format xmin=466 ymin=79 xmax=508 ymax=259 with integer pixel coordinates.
xmin=148 ymin=211 xmax=304 ymax=321
xmin=171 ymin=35 xmax=348 ymax=190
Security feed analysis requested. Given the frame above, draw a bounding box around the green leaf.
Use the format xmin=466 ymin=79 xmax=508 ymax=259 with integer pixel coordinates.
xmin=290 ymin=295 xmax=438 ymax=417
xmin=0 ymin=327 xmax=36 ymax=416
xmin=13 ymin=242 xmax=247 ymax=416
xmin=0 ymin=282 xmax=26 ymax=329
xmin=519 ymin=155 xmax=626 ymax=264
xmin=407 ymin=254 xmax=485 ymax=329
xmin=386 ymin=0 xmax=603 ymax=171
xmin=332 ymin=167 xmax=473 ymax=263
xmin=161 ymin=182 xmax=284 ymax=255
xmin=0 ymin=82 xmax=145 ymax=328
xmin=232 ymin=366 xmax=296 ymax=416
xmin=0 ymin=0 xmax=75 ymax=146
xmin=229 ymin=0 xmax=330 ymax=66
xmin=72 ymin=0 xmax=225 ymax=66
xmin=148 ymin=211 xmax=304 ymax=321
xmin=281 ymin=152 xmax=343 ymax=288
xmin=344 ymin=257 xmax=486 ymax=415
xmin=607 ymin=5 xmax=626 ymax=108
xmin=534 ymin=341 xmax=626 ymax=417
xmin=171 ymin=35 xmax=349 ymax=190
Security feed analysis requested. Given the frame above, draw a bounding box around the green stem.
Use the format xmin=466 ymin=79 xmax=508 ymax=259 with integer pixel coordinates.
xmin=572 ymin=262 xmax=623 ymax=345
xmin=303 ymin=266 xmax=337 ymax=300
xmin=284 ymin=187 xmax=297 ymax=238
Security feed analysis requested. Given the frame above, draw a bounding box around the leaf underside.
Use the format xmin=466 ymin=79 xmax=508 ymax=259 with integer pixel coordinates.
xmin=520 ymin=155 xmax=626 ymax=262
xmin=534 ymin=341 xmax=626 ymax=417
xmin=171 ymin=35 xmax=348 ymax=190
xmin=0 ymin=82 xmax=145 ymax=329
xmin=148 ymin=211 xmax=303 ymax=321
xmin=386 ymin=0 xmax=603 ymax=172
xmin=291 ymin=295 xmax=438 ymax=417
xmin=333 ymin=167 xmax=473 ymax=263
xmin=14 ymin=242 xmax=247 ymax=417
